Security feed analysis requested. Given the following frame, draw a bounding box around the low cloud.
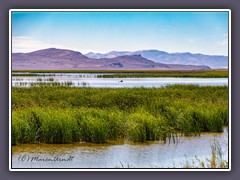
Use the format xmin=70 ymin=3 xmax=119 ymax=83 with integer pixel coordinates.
xmin=12 ymin=36 xmax=98 ymax=54
xmin=12 ymin=36 xmax=94 ymax=54
xmin=12 ymin=36 xmax=67 ymax=53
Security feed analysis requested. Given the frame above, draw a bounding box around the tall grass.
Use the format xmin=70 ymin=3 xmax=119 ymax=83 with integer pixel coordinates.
xmin=12 ymin=107 xmax=125 ymax=144
xmin=12 ymin=85 xmax=228 ymax=144
xmin=126 ymin=110 xmax=168 ymax=142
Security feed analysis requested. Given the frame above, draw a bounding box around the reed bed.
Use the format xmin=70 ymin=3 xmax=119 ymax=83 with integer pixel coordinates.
xmin=99 ymin=71 xmax=228 ymax=78
xmin=12 ymin=85 xmax=228 ymax=145
xmin=12 ymin=70 xmax=228 ymax=78
xmin=13 ymin=81 xmax=74 ymax=87
xmin=12 ymin=73 xmax=56 ymax=77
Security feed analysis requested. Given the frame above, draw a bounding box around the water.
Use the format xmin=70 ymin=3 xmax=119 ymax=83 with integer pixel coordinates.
xmin=12 ymin=73 xmax=228 ymax=88
xmin=12 ymin=128 xmax=228 ymax=168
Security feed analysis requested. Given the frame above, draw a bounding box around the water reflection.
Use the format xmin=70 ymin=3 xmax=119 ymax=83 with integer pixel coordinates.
xmin=12 ymin=129 xmax=228 ymax=168
xmin=12 ymin=73 xmax=228 ymax=88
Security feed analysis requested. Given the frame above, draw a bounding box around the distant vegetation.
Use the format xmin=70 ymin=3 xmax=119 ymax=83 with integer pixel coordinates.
xmin=12 ymin=70 xmax=228 ymax=78
xmin=12 ymin=73 xmax=56 ymax=77
xmin=99 ymin=70 xmax=228 ymax=78
xmin=12 ymin=85 xmax=228 ymax=145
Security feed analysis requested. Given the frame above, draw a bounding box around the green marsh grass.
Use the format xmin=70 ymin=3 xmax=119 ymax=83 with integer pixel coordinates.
xmin=12 ymin=85 xmax=228 ymax=144
xmin=99 ymin=70 xmax=228 ymax=78
xmin=12 ymin=70 xmax=228 ymax=78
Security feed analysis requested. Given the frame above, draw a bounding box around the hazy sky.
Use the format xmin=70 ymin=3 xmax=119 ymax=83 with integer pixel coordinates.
xmin=12 ymin=11 xmax=229 ymax=55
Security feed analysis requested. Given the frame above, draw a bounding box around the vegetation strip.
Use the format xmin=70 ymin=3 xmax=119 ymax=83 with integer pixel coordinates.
xmin=12 ymin=85 xmax=228 ymax=145
xmin=12 ymin=70 xmax=228 ymax=78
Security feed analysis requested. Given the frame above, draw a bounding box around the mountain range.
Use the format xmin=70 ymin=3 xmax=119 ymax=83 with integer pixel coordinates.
xmin=12 ymin=48 xmax=227 ymax=70
xmin=85 ymin=50 xmax=228 ymax=69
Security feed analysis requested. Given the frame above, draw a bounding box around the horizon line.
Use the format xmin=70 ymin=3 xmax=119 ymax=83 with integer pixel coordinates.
xmin=12 ymin=47 xmax=229 ymax=57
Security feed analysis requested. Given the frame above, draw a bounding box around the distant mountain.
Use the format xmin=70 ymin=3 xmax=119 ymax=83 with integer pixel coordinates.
xmin=85 ymin=50 xmax=228 ymax=69
xmin=85 ymin=51 xmax=132 ymax=59
xmin=12 ymin=48 xmax=211 ymax=70
xmin=100 ymin=54 xmax=170 ymax=69
xmin=86 ymin=51 xmax=132 ymax=59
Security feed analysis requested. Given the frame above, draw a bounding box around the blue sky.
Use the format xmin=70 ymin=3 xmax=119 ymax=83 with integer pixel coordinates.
xmin=12 ymin=11 xmax=229 ymax=55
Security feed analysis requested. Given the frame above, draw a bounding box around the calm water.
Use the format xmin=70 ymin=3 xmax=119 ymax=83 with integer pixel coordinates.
xmin=12 ymin=73 xmax=228 ymax=88
xmin=12 ymin=128 xmax=228 ymax=169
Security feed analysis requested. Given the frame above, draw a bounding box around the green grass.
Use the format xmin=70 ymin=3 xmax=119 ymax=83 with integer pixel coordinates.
xmin=12 ymin=73 xmax=42 ymax=77
xmin=100 ymin=70 xmax=228 ymax=78
xmin=12 ymin=85 xmax=228 ymax=145
xmin=12 ymin=70 xmax=228 ymax=78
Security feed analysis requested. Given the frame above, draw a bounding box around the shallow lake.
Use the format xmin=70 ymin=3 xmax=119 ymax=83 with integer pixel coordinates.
xmin=12 ymin=73 xmax=228 ymax=88
xmin=12 ymin=128 xmax=228 ymax=168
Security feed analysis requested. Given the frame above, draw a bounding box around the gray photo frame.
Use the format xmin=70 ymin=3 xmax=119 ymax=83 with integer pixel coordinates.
xmin=0 ymin=0 xmax=239 ymax=179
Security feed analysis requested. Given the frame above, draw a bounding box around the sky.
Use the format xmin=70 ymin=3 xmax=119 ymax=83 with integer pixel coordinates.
xmin=12 ymin=11 xmax=229 ymax=55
